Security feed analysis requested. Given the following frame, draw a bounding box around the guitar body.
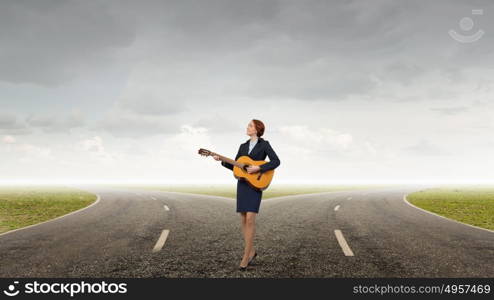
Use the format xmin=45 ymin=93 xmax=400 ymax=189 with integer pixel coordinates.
xmin=197 ymin=148 xmax=275 ymax=191
xmin=233 ymin=156 xmax=274 ymax=191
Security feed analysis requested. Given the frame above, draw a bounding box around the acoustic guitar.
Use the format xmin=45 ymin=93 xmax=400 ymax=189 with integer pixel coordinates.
xmin=198 ymin=148 xmax=275 ymax=191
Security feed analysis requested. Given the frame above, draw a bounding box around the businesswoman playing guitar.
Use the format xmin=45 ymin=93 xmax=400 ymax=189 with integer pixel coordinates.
xmin=213 ymin=119 xmax=281 ymax=271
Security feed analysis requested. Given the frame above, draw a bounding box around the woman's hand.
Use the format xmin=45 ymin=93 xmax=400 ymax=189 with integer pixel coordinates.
xmin=212 ymin=155 xmax=221 ymax=161
xmin=246 ymin=165 xmax=261 ymax=174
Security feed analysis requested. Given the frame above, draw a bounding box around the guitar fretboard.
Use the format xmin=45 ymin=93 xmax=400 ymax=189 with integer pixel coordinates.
xmin=211 ymin=152 xmax=244 ymax=168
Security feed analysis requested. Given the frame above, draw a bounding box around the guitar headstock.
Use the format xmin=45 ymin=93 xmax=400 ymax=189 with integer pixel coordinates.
xmin=198 ymin=148 xmax=212 ymax=157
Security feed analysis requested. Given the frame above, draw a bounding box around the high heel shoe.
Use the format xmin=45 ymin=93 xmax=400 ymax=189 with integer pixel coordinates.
xmin=248 ymin=251 xmax=257 ymax=265
xmin=239 ymin=251 xmax=257 ymax=271
xmin=239 ymin=259 xmax=248 ymax=271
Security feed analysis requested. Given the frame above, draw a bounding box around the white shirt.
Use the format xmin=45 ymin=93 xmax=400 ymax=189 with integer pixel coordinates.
xmin=248 ymin=138 xmax=258 ymax=154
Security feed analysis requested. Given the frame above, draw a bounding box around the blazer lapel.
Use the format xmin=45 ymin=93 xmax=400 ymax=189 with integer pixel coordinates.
xmin=247 ymin=138 xmax=263 ymax=157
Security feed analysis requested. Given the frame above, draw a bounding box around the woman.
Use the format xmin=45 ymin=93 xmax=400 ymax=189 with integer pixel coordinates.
xmin=213 ymin=119 xmax=281 ymax=271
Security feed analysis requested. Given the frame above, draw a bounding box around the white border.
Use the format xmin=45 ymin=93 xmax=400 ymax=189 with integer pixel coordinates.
xmin=0 ymin=194 xmax=101 ymax=238
xmin=403 ymin=193 xmax=494 ymax=234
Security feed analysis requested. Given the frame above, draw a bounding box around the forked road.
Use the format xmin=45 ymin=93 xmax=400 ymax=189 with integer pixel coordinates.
xmin=0 ymin=185 xmax=492 ymax=277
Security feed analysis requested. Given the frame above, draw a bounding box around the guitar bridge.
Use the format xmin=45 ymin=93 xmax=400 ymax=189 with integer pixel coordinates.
xmin=257 ymin=173 xmax=262 ymax=180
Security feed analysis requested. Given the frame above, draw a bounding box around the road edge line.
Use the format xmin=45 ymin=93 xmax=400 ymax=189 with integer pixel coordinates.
xmin=403 ymin=194 xmax=494 ymax=234
xmin=0 ymin=194 xmax=101 ymax=238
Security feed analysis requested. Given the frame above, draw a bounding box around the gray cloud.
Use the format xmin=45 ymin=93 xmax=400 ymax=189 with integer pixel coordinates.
xmin=0 ymin=110 xmax=85 ymax=135
xmin=125 ymin=0 xmax=494 ymax=101
xmin=0 ymin=0 xmax=136 ymax=86
xmin=193 ymin=114 xmax=243 ymax=133
xmin=382 ymin=62 xmax=427 ymax=86
xmin=25 ymin=110 xmax=85 ymax=133
xmin=117 ymin=96 xmax=186 ymax=116
xmin=3 ymin=0 xmax=494 ymax=101
xmin=0 ymin=113 xmax=17 ymax=128
xmin=0 ymin=112 xmax=32 ymax=135
xmin=402 ymin=138 xmax=451 ymax=156
xmin=430 ymin=106 xmax=470 ymax=115
xmin=93 ymin=110 xmax=180 ymax=138
xmin=1 ymin=0 xmax=494 ymax=183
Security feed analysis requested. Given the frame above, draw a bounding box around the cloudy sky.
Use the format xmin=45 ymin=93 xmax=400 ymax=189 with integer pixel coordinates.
xmin=1 ymin=0 xmax=493 ymax=184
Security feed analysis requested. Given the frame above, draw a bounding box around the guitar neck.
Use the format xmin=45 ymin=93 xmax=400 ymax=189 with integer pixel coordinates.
xmin=211 ymin=152 xmax=243 ymax=168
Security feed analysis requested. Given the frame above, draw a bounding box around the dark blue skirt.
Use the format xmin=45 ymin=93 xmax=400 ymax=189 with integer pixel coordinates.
xmin=236 ymin=178 xmax=262 ymax=213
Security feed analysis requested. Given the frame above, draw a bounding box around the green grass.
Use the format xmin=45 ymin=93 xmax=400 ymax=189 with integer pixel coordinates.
xmin=110 ymin=183 xmax=394 ymax=199
xmin=0 ymin=186 xmax=97 ymax=234
xmin=407 ymin=185 xmax=494 ymax=231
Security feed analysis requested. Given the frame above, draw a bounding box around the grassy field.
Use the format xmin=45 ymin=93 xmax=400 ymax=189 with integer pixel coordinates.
xmin=0 ymin=186 xmax=97 ymax=234
xmin=407 ymin=185 xmax=494 ymax=231
xmin=111 ymin=183 xmax=393 ymax=199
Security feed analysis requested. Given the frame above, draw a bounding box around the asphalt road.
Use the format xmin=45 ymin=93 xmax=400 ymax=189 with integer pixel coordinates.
xmin=0 ymin=185 xmax=493 ymax=278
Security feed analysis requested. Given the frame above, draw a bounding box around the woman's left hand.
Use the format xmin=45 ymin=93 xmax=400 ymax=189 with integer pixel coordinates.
xmin=246 ymin=165 xmax=261 ymax=174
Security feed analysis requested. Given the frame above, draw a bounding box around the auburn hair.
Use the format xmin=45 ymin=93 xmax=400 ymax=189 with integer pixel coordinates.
xmin=252 ymin=119 xmax=265 ymax=137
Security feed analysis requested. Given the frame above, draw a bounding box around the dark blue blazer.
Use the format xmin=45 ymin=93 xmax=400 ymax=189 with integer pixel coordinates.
xmin=221 ymin=137 xmax=281 ymax=173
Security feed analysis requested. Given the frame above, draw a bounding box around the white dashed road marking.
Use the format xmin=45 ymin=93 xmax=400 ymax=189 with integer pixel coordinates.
xmin=152 ymin=229 xmax=170 ymax=253
xmin=334 ymin=205 xmax=340 ymax=211
xmin=164 ymin=205 xmax=170 ymax=211
xmin=334 ymin=229 xmax=354 ymax=256
xmin=347 ymin=197 xmax=352 ymax=200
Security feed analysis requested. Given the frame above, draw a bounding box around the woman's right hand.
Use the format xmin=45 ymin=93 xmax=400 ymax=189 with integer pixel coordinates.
xmin=212 ymin=155 xmax=221 ymax=161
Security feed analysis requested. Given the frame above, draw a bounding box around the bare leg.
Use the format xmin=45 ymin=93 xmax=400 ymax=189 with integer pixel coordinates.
xmin=240 ymin=212 xmax=246 ymax=237
xmin=240 ymin=212 xmax=256 ymax=267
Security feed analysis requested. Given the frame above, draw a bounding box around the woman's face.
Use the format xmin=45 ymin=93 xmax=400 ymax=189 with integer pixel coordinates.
xmin=246 ymin=121 xmax=257 ymax=137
